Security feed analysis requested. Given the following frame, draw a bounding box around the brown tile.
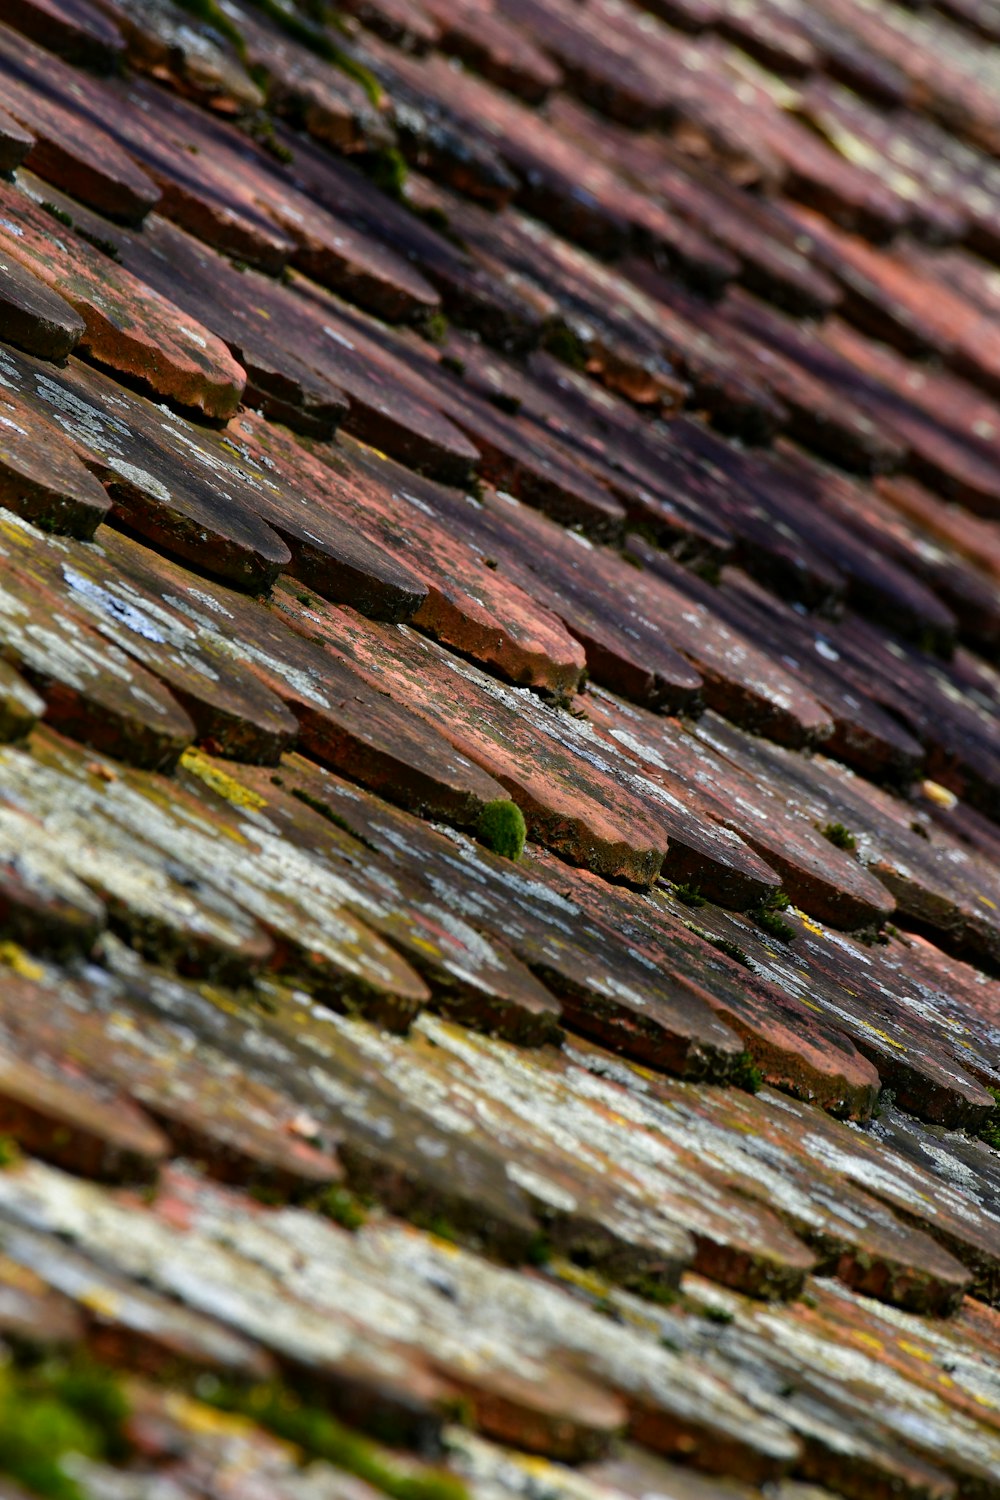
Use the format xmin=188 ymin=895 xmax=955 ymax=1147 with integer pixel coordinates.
xmin=0 ymin=805 xmax=106 ymax=958
xmin=93 ymin=0 xmax=262 ymax=111
xmin=0 ymin=547 xmax=196 ymax=771
xmin=179 ymin=752 xmax=563 ymax=1044
xmin=0 ymin=181 xmax=246 ymax=420
xmin=0 ymin=952 xmax=345 ymax=1198
xmin=715 ymin=569 xmax=926 ymax=783
xmin=277 ymin=592 xmax=676 ymax=888
xmin=0 ymin=377 xmax=111 ymax=538
xmin=273 ymin=755 xmax=747 ymax=1079
xmin=0 ymin=248 xmax=85 ymax=366
xmin=0 ymin=511 xmax=300 ymax=764
xmin=0 ymin=662 xmax=44 ymax=743
xmin=0 ymin=344 xmax=291 ymax=591
xmin=0 ymin=25 xmax=160 ymax=221
xmin=586 ymin=692 xmax=895 ymax=931
xmin=99 ymin=531 xmax=510 ymax=826
xmin=338 ymin=0 xmax=440 ymax=51
xmin=0 ymin=0 xmax=124 ymax=69
xmin=423 ymin=0 xmax=563 ymax=102
xmin=876 ymin=474 xmax=1000 ymax=587
xmin=0 ymin=107 xmax=34 ymax=174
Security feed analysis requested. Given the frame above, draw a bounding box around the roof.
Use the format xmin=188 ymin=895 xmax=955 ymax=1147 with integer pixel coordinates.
xmin=0 ymin=0 xmax=999 ymax=1493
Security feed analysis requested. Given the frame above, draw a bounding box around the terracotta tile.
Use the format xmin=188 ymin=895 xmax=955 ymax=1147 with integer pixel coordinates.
xmin=205 ymin=412 xmax=430 ymax=623
xmin=2 ymin=1223 xmax=274 ymax=1380
xmin=0 ymin=511 xmax=300 ymax=764
xmin=354 ymin=33 xmax=521 ymax=206
xmin=179 ymin=752 xmax=563 ymax=1044
xmin=268 ymin=129 xmax=550 ymax=351
xmin=0 ymin=343 xmax=291 ymax=591
xmin=17 ymin=729 xmax=434 ymax=1024
xmin=715 ymin=569 xmax=926 ymax=782
xmin=526 ymin=851 xmax=878 ymax=1116
xmin=280 ymin=427 xmax=587 ymax=694
xmin=423 ymin=0 xmax=563 ymax=102
xmin=0 ymin=0 xmax=124 ymax=69
xmin=93 ymin=0 xmax=262 ymax=111
xmin=277 ymin=592 xmax=680 ymax=889
xmin=0 ymin=247 xmax=85 ymax=361
xmin=0 ymin=25 xmax=160 ymax=222
xmin=562 ymin=1045 xmax=968 ymax=1314
xmin=0 ymin=181 xmax=246 ymax=420
xmin=99 ymin=530 xmax=510 ymax=825
xmin=548 ymin=96 xmax=839 ymax=318
xmin=0 ymin=377 xmax=111 ymax=538
xmin=0 ymin=804 xmax=106 ymax=957
xmin=699 ymin=289 xmax=906 ymax=475
xmin=273 ymin=755 xmax=748 ymax=1079
xmin=43 ymin=196 xmax=350 ymax=440
xmin=587 ymin=692 xmax=895 ymax=930
xmin=0 ymin=954 xmax=345 ymax=1198
xmin=0 ymin=539 xmax=198 ymax=770
xmin=339 ymin=0 xmax=440 ymax=51
xmin=876 ymin=474 xmax=1000 ymax=586
xmin=232 ymin=1 xmax=392 ymax=154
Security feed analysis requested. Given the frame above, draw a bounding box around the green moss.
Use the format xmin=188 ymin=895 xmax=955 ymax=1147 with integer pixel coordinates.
xmin=731 ymin=1051 xmax=763 ymax=1094
xmin=818 ymin=821 xmax=857 ymax=852
xmin=422 ymin=312 xmax=449 ymax=346
xmin=368 ymin=147 xmax=409 ymax=199
xmin=525 ymin=1232 xmax=552 ymax=1267
xmin=544 ymin=323 xmax=586 ymax=370
xmin=626 ymin=1274 xmax=678 ymax=1307
xmin=702 ymin=1305 xmax=734 ymax=1325
xmin=241 ymin=0 xmax=384 ymax=104
xmin=750 ymin=890 xmax=794 ymax=942
xmin=977 ymin=1087 xmax=1000 ymax=1151
xmin=40 ymin=202 xmax=73 ymax=228
xmin=317 ymin=1185 xmax=368 ymax=1230
xmin=855 ymin=924 xmax=889 ymax=947
xmin=0 ymin=1137 xmax=20 ymax=1169
xmin=439 ymin=354 xmax=466 ymax=378
xmin=477 ymin=800 xmax=526 ymax=861
xmin=671 ymin=882 xmax=705 ymax=908
xmin=290 ymin=787 xmax=380 ymax=854
xmin=871 ymin=1086 xmax=896 ymax=1120
xmin=246 ymin=114 xmax=294 ymax=163
xmin=685 ymin=923 xmax=752 ymax=969
xmin=0 ymin=1356 xmax=130 ymax=1499
xmin=205 ymin=1382 xmax=469 ymax=1500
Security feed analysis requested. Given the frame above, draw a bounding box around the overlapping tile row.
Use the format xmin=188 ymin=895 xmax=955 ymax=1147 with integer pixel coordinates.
xmin=0 ymin=0 xmax=1000 ymax=1494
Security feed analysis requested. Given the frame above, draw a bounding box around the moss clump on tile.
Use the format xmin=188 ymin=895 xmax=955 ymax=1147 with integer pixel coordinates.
xmin=477 ymin=799 xmax=526 ymax=861
xmin=818 ymin=821 xmax=857 ymax=852
xmin=685 ymin=922 xmax=753 ymax=969
xmin=203 ymin=1382 xmax=469 ymax=1500
xmin=0 ymin=1355 xmax=130 ymax=1499
xmin=369 ymin=147 xmax=409 ymax=199
xmin=544 ymin=323 xmax=586 ymax=370
xmin=671 ymin=882 xmax=705 ymax=908
xmin=40 ymin=202 xmax=74 ymax=228
xmin=731 ymin=1051 xmax=763 ymax=1094
xmin=422 ymin=312 xmax=449 ymax=346
xmin=317 ymin=1185 xmax=368 ymax=1230
xmin=702 ymin=1305 xmax=734 ymax=1325
xmin=977 ymin=1088 xmax=1000 ymax=1151
xmin=749 ymin=890 xmax=794 ymax=942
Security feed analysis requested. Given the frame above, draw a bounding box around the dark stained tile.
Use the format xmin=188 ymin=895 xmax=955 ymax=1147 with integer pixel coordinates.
xmin=0 ymin=181 xmax=247 ymax=421
xmin=0 ymin=26 xmax=160 ymax=222
xmin=272 ymin=755 xmax=749 ymax=1079
xmin=0 ymin=107 xmax=34 ymax=174
xmin=0 ymin=510 xmax=300 ymax=764
xmin=0 ymin=344 xmax=291 ymax=591
xmin=98 ymin=530 xmax=511 ymax=826
xmin=0 ymin=0 xmax=124 ymax=69
xmin=0 ymin=378 xmax=111 ymax=538
xmin=178 ymin=751 xmax=564 ymax=1044
xmin=0 ymin=244 xmax=85 ymax=361
xmin=422 ymin=0 xmax=563 ymax=102
xmin=276 ymin=592 xmax=675 ymax=888
xmin=585 ymin=691 xmax=895 ymax=930
xmin=92 ymin=0 xmax=263 ymax=111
